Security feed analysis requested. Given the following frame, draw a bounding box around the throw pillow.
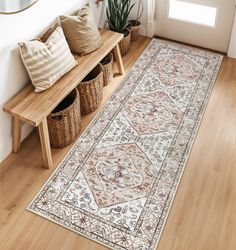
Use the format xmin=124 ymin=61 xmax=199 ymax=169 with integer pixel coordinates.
xmin=19 ymin=26 xmax=77 ymax=92
xmin=59 ymin=5 xmax=102 ymax=55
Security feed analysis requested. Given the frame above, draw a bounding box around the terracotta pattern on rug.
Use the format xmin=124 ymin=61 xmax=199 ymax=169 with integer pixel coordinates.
xmin=28 ymin=39 xmax=223 ymax=250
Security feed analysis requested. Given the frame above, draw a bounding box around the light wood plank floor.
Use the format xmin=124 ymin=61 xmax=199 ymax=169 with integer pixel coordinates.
xmin=1 ymin=36 xmax=236 ymax=250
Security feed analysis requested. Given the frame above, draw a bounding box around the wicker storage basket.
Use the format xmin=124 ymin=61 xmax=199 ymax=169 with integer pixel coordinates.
xmin=47 ymin=88 xmax=81 ymax=148
xmin=130 ymin=21 xmax=141 ymax=41
xmin=100 ymin=52 xmax=113 ymax=86
xmin=78 ymin=64 xmax=103 ymax=115
xmin=119 ymin=30 xmax=131 ymax=56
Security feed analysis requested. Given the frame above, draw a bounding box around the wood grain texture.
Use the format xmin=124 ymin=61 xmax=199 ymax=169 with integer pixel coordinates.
xmin=113 ymin=44 xmax=125 ymax=75
xmin=3 ymin=30 xmax=123 ymax=127
xmin=1 ymin=37 xmax=236 ymax=250
xmin=12 ymin=116 xmax=22 ymax=153
xmin=38 ymin=118 xmax=52 ymax=169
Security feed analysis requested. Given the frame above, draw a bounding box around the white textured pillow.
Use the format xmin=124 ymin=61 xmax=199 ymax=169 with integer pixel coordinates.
xmin=19 ymin=26 xmax=77 ymax=92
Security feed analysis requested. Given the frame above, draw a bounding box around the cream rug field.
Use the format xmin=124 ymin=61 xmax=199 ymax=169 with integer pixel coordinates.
xmin=28 ymin=39 xmax=223 ymax=250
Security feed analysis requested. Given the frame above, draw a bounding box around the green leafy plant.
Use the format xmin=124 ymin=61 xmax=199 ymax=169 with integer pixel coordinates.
xmin=106 ymin=0 xmax=135 ymax=34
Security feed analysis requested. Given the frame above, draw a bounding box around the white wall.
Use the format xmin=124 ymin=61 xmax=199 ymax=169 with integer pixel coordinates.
xmin=0 ymin=0 xmax=94 ymax=162
xmin=228 ymin=10 xmax=236 ymax=58
xmin=129 ymin=0 xmax=148 ymax=36
xmin=129 ymin=0 xmax=155 ymax=37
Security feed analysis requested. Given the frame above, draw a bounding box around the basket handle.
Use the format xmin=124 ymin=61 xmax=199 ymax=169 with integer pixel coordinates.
xmin=99 ymin=63 xmax=105 ymax=75
xmin=49 ymin=113 xmax=67 ymax=120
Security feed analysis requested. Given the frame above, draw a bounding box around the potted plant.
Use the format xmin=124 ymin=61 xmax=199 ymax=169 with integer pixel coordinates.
xmin=106 ymin=0 xmax=135 ymax=56
xmin=128 ymin=0 xmax=144 ymax=41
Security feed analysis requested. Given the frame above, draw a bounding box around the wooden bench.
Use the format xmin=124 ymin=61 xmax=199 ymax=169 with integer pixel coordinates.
xmin=3 ymin=29 xmax=124 ymax=169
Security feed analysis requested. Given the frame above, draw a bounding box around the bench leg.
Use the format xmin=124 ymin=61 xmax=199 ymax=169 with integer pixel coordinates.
xmin=12 ymin=116 xmax=22 ymax=153
xmin=38 ymin=118 xmax=53 ymax=169
xmin=113 ymin=44 xmax=125 ymax=75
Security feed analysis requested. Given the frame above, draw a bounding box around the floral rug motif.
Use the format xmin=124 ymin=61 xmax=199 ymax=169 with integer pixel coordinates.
xmin=28 ymin=39 xmax=223 ymax=250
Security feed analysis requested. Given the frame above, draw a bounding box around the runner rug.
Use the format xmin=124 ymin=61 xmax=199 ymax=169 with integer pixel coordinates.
xmin=28 ymin=39 xmax=223 ymax=250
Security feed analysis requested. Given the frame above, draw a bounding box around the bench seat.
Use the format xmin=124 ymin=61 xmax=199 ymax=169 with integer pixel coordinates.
xmin=3 ymin=29 xmax=124 ymax=168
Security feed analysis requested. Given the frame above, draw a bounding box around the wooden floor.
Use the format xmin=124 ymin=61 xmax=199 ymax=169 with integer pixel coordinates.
xmin=0 ymin=36 xmax=236 ymax=250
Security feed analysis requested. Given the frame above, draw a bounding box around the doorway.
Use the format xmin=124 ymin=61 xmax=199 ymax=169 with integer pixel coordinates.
xmin=156 ymin=0 xmax=235 ymax=52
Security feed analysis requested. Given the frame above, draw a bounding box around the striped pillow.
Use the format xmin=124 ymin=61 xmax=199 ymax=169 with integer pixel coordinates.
xmin=19 ymin=26 xmax=77 ymax=92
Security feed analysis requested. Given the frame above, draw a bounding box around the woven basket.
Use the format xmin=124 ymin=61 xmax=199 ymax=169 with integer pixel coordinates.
xmin=47 ymin=88 xmax=81 ymax=148
xmin=119 ymin=30 xmax=131 ymax=56
xmin=78 ymin=64 xmax=103 ymax=115
xmin=130 ymin=21 xmax=141 ymax=41
xmin=100 ymin=52 xmax=113 ymax=86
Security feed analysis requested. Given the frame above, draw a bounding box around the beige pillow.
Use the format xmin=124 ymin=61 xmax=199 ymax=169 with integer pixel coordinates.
xmin=59 ymin=5 xmax=102 ymax=55
xmin=19 ymin=26 xmax=77 ymax=92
